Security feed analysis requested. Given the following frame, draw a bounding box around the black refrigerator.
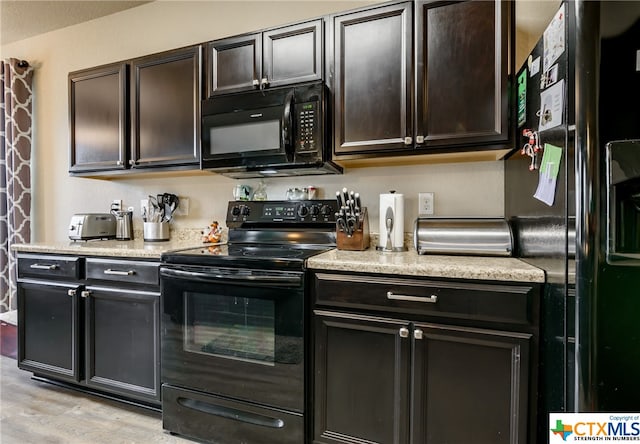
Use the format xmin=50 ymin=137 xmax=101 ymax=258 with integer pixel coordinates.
xmin=504 ymin=0 xmax=640 ymax=432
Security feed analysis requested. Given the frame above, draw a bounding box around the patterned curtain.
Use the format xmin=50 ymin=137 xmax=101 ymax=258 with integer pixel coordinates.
xmin=1 ymin=59 xmax=34 ymax=313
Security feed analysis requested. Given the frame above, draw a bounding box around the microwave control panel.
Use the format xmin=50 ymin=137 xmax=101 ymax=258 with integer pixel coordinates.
xmin=294 ymin=101 xmax=321 ymax=156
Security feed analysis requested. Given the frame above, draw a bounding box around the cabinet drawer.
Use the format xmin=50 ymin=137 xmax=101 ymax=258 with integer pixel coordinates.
xmin=85 ymin=258 xmax=159 ymax=287
xmin=17 ymin=254 xmax=81 ymax=280
xmin=312 ymin=272 xmax=537 ymax=326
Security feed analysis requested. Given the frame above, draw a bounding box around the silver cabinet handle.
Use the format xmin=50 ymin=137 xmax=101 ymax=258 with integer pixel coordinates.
xmin=116 ymin=160 xmax=123 ymax=166
xmin=81 ymin=290 xmax=91 ymax=298
xmin=399 ymin=327 xmax=409 ymax=338
xmin=68 ymin=289 xmax=77 ymax=297
xmin=414 ymin=329 xmax=424 ymax=340
xmin=387 ymin=291 xmax=438 ymax=304
xmin=30 ymin=264 xmax=59 ymax=270
xmin=260 ymin=77 xmax=269 ymax=88
xmin=252 ymin=79 xmax=260 ymax=87
xmin=416 ymin=135 xmax=425 ymax=144
xmin=404 ymin=136 xmax=413 ymax=145
xmin=104 ymin=269 xmax=135 ymax=276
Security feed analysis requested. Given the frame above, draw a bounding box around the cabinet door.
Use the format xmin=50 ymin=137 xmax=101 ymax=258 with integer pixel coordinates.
xmin=83 ymin=287 xmax=160 ymax=402
xmin=263 ymin=20 xmax=323 ymax=89
xmin=411 ymin=323 xmax=530 ymax=444
xmin=314 ymin=310 xmax=410 ymax=444
xmin=131 ymin=46 xmax=201 ymax=168
xmin=333 ymin=3 xmax=413 ymax=155
xmin=206 ymin=33 xmax=262 ymax=96
xmin=17 ymin=281 xmax=81 ymax=383
xmin=415 ymin=0 xmax=511 ymax=148
xmin=69 ymin=63 xmax=128 ymax=173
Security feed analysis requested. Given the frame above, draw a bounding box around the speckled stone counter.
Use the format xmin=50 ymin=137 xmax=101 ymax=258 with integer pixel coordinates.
xmin=307 ymin=248 xmax=546 ymax=283
xmin=11 ymin=229 xmax=217 ymax=259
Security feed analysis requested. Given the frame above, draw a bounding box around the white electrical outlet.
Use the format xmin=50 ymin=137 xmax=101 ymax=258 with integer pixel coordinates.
xmin=112 ymin=199 xmax=122 ymax=212
xmin=174 ymin=197 xmax=189 ymax=216
xmin=418 ymin=192 xmax=434 ymax=215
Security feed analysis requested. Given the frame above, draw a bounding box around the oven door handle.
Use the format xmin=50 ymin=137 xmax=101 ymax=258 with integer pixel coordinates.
xmin=160 ymin=267 xmax=302 ymax=287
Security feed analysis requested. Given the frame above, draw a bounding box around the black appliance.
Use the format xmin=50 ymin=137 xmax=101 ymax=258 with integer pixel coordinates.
xmin=200 ymin=81 xmax=342 ymax=178
xmin=505 ymin=0 xmax=640 ymax=431
xmin=160 ymin=200 xmax=337 ymax=444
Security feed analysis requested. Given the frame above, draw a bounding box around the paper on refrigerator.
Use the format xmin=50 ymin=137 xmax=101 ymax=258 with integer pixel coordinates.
xmin=534 ymin=143 xmax=563 ymax=206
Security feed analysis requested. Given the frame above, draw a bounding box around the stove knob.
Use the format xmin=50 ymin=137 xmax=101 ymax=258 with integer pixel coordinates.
xmin=310 ymin=205 xmax=320 ymax=216
xmin=241 ymin=205 xmax=251 ymax=216
xmin=231 ymin=205 xmax=241 ymax=216
xmin=297 ymin=205 xmax=309 ymax=217
xmin=320 ymin=204 xmax=333 ymax=216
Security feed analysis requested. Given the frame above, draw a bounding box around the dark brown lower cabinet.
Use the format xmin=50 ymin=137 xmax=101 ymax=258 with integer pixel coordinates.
xmin=16 ymin=254 xmax=161 ymax=407
xmin=314 ymin=311 xmax=531 ymax=444
xmin=83 ymin=286 xmax=160 ymax=402
xmin=18 ymin=280 xmax=82 ymax=383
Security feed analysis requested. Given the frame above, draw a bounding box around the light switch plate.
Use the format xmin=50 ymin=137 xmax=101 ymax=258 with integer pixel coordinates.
xmin=174 ymin=197 xmax=189 ymax=216
xmin=418 ymin=192 xmax=434 ymax=215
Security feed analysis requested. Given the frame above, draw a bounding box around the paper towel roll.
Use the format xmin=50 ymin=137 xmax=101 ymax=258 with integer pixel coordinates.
xmin=378 ymin=192 xmax=405 ymax=251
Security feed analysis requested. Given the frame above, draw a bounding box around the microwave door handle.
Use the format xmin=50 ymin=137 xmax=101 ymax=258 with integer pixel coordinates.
xmin=282 ymin=91 xmax=294 ymax=161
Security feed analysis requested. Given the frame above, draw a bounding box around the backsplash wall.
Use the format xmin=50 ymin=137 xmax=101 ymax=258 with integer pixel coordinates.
xmin=2 ymin=1 xmax=505 ymax=242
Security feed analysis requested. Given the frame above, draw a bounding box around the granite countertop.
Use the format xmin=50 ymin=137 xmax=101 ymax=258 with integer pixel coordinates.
xmin=11 ymin=229 xmax=215 ymax=259
xmin=13 ymin=230 xmax=546 ymax=282
xmin=307 ymin=248 xmax=546 ymax=283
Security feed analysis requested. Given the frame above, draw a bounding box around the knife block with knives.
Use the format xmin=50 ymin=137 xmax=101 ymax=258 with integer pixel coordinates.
xmin=337 ymin=207 xmax=370 ymax=250
xmin=335 ymin=188 xmax=370 ymax=251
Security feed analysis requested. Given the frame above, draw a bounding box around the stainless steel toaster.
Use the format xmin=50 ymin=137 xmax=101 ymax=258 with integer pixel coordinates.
xmin=68 ymin=213 xmax=116 ymax=240
xmin=414 ymin=218 xmax=513 ymax=256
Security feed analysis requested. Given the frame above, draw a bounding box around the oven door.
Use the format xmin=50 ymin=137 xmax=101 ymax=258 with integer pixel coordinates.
xmin=160 ymin=264 xmax=305 ymax=412
xmin=201 ymin=88 xmax=294 ymax=171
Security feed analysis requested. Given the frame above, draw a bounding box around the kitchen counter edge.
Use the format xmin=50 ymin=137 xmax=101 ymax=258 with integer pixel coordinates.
xmin=307 ymin=248 xmax=546 ymax=283
xmin=11 ymin=239 xmax=212 ymax=259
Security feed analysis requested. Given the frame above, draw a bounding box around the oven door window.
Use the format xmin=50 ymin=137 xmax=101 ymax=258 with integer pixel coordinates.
xmin=184 ymin=292 xmax=277 ymax=366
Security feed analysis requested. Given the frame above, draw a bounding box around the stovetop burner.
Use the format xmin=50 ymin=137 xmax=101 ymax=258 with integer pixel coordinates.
xmin=236 ymin=246 xmax=306 ymax=259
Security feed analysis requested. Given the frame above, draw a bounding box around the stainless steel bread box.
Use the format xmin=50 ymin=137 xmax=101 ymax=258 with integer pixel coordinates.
xmin=414 ymin=218 xmax=513 ymax=256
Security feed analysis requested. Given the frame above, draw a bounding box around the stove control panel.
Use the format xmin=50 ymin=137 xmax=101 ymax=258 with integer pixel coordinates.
xmin=227 ymin=200 xmax=337 ymax=226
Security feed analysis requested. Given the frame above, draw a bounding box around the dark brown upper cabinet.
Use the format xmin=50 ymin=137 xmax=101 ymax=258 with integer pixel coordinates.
xmin=332 ymin=0 xmax=512 ymax=160
xmin=332 ymin=2 xmax=413 ymax=155
xmin=131 ymin=45 xmax=202 ymax=169
xmin=69 ymin=63 xmax=128 ymax=173
xmin=415 ymin=0 xmax=512 ymax=148
xmin=206 ymin=19 xmax=323 ymax=97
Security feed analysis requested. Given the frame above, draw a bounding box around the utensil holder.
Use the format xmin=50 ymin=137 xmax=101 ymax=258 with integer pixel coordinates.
xmin=337 ymin=208 xmax=370 ymax=251
xmin=144 ymin=222 xmax=170 ymax=242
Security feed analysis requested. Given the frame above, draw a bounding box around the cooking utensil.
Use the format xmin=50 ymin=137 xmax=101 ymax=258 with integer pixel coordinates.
xmin=162 ymin=193 xmax=180 ymax=222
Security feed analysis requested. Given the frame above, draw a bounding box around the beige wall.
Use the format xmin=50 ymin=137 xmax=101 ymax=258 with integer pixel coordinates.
xmin=2 ymin=1 xmax=506 ymax=242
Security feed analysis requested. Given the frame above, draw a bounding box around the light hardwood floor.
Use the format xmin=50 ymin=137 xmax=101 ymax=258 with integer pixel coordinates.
xmin=0 ymin=355 xmax=194 ymax=443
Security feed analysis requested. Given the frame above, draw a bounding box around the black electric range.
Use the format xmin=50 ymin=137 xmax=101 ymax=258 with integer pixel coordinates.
xmin=159 ymin=200 xmax=338 ymax=444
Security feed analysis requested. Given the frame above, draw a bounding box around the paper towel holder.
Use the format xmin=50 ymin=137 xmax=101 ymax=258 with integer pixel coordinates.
xmin=376 ymin=190 xmax=408 ymax=252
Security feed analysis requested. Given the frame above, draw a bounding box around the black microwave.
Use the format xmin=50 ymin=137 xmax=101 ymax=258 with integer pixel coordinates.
xmin=200 ymin=81 xmax=342 ymax=178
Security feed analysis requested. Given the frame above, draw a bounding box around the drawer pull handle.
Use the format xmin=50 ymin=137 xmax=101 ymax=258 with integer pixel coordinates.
xmin=387 ymin=291 xmax=438 ymax=304
xmin=81 ymin=290 xmax=91 ymax=298
xmin=399 ymin=327 xmax=410 ymax=338
xmin=414 ymin=329 xmax=424 ymax=340
xmin=30 ymin=264 xmax=59 ymax=271
xmin=67 ymin=289 xmax=77 ymax=297
xmin=104 ymin=269 xmax=135 ymax=276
